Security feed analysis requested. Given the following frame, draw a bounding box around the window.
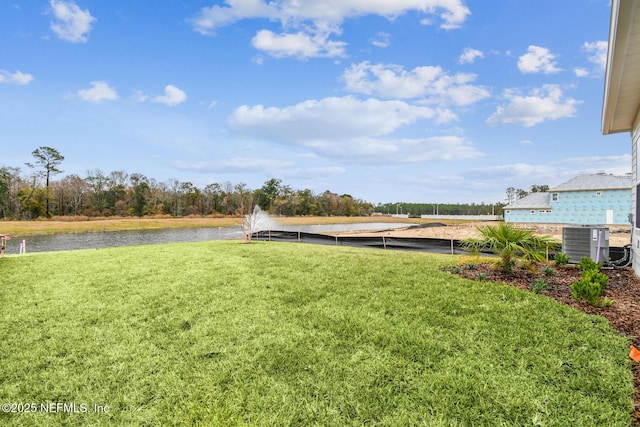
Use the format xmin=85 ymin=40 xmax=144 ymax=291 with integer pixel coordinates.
xmin=531 ymin=210 xmax=536 ymax=214
xmin=551 ymin=193 xmax=558 ymax=201
xmin=595 ymin=191 xmax=602 ymax=197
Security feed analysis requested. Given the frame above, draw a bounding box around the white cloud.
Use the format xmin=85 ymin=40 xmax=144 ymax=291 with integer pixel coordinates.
xmin=458 ymin=47 xmax=484 ymax=64
xmin=151 ymin=85 xmax=187 ymax=106
xmin=463 ymin=163 xmax=557 ymax=181
xmin=251 ymin=28 xmax=346 ymax=58
xmin=172 ymin=158 xmax=347 ymax=179
xmin=518 ymin=45 xmax=561 ymax=74
xmin=130 ymin=90 xmax=149 ymax=103
xmin=304 ymin=136 xmax=482 ymax=163
xmin=189 ymin=0 xmax=278 ymax=35
xmin=172 ymin=157 xmax=292 ymax=173
xmin=192 ymin=0 xmax=470 ymax=32
xmin=75 ymin=81 xmax=118 ymax=102
xmin=0 ymin=70 xmax=33 ymax=85
xmin=49 ymin=0 xmax=95 ymax=43
xmin=342 ymin=61 xmax=490 ymax=106
xmin=228 ymin=95 xmax=482 ymax=163
xmin=292 ymin=166 xmax=345 ymax=177
xmin=556 ymin=154 xmax=631 ymax=176
xmin=191 ymin=0 xmax=470 ymax=58
xmin=370 ymin=32 xmax=391 ymax=48
xmin=560 ymin=154 xmax=631 ymax=165
xmin=582 ymin=40 xmax=608 ymax=72
xmin=486 ymin=85 xmax=580 ymax=127
xmin=230 ymin=96 xmax=448 ymax=141
xmin=499 ymin=163 xmax=554 ymax=177
xmin=573 ymin=67 xmax=589 ymax=78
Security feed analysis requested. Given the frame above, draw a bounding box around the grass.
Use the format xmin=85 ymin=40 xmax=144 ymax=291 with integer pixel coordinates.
xmin=0 ymin=241 xmax=633 ymax=425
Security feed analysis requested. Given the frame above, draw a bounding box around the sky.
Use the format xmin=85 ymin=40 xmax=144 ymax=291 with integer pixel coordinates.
xmin=0 ymin=0 xmax=632 ymax=205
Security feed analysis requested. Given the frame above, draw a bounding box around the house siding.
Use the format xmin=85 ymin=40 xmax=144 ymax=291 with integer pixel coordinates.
xmin=504 ymin=188 xmax=631 ymax=225
xmin=504 ymin=209 xmax=552 ymax=223
xmin=632 ymin=112 xmax=640 ymax=275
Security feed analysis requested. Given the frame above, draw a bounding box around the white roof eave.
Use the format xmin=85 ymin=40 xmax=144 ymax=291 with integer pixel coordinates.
xmin=602 ymin=0 xmax=640 ymax=135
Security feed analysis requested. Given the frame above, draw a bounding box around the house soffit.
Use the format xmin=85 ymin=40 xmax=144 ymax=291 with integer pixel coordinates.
xmin=603 ymin=0 xmax=640 ymax=134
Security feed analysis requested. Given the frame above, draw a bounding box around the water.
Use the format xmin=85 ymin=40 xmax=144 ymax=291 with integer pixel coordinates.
xmin=6 ymin=227 xmax=243 ymax=254
xmin=243 ymin=205 xmax=280 ymax=236
xmin=5 ymin=222 xmax=411 ymax=254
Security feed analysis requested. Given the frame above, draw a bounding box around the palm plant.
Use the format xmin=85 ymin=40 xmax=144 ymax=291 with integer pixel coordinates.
xmin=463 ymin=223 xmax=560 ymax=273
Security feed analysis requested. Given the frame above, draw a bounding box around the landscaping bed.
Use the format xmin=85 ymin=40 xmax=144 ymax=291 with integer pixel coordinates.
xmin=450 ymin=262 xmax=640 ymax=424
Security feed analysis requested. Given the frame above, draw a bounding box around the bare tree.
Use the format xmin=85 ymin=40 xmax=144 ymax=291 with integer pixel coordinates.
xmin=85 ymin=169 xmax=111 ymax=215
xmin=62 ymin=174 xmax=88 ymax=215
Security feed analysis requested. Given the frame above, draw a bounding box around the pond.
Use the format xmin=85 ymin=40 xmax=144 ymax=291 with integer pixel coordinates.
xmin=5 ymin=222 xmax=412 ymax=254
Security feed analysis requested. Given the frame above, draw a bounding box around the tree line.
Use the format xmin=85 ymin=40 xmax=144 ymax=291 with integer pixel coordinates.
xmin=0 ymin=147 xmax=375 ymax=219
xmin=2 ymin=146 xmax=521 ymax=220
xmin=505 ymin=185 xmax=549 ymax=204
xmin=374 ymin=202 xmax=505 ymax=217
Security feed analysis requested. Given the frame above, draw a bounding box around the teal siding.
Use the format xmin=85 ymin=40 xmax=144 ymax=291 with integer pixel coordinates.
xmin=504 ymin=209 xmax=553 ymax=223
xmin=504 ymin=189 xmax=631 ymax=225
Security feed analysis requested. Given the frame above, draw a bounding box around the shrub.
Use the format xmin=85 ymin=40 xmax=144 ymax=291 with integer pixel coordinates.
xmin=571 ymin=275 xmax=607 ymax=306
xmin=520 ymin=261 xmax=538 ymax=273
xmin=541 ymin=265 xmax=556 ymax=276
xmin=553 ymin=252 xmax=570 ymax=266
xmin=578 ymin=256 xmax=601 ymax=273
xmin=531 ymin=278 xmax=549 ymax=294
xmin=571 ymin=257 xmax=610 ymax=307
xmin=463 ymin=223 xmax=560 ymax=274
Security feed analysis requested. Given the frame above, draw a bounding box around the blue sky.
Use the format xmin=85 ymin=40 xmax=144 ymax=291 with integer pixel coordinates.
xmin=0 ymin=0 xmax=631 ymax=205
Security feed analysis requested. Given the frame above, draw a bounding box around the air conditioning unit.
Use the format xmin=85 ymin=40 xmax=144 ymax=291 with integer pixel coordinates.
xmin=562 ymin=225 xmax=609 ymax=264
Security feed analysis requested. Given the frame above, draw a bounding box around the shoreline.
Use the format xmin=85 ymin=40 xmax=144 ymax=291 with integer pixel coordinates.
xmin=1 ymin=216 xmax=632 ymax=247
xmin=0 ymin=215 xmax=458 ymax=236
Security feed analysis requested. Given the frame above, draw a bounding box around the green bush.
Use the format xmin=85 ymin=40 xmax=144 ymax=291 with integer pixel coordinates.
xmin=553 ymin=252 xmax=570 ymax=266
xmin=578 ymin=256 xmax=601 ymax=273
xmin=571 ymin=257 xmax=610 ymax=307
xmin=541 ymin=265 xmax=556 ymax=276
xmin=531 ymin=278 xmax=549 ymax=294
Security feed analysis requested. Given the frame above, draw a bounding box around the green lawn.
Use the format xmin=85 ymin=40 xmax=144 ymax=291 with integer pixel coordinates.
xmin=0 ymin=241 xmax=633 ymax=426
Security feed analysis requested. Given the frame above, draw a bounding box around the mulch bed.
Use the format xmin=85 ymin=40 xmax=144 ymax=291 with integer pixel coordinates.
xmin=448 ymin=262 xmax=640 ymax=424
